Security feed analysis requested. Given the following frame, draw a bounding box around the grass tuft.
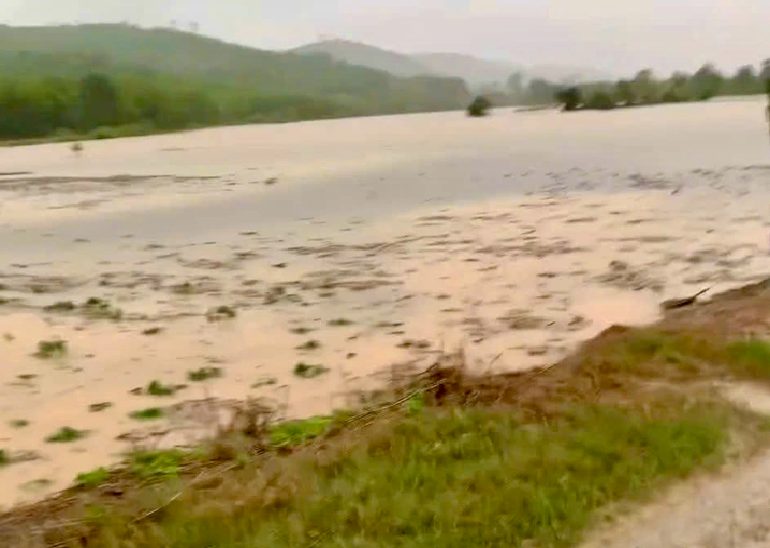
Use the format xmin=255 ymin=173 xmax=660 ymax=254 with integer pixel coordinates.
xmin=206 ymin=305 xmax=237 ymax=322
xmin=75 ymin=468 xmax=109 ymax=489
xmin=46 ymin=427 xmax=87 ymax=444
xmin=146 ymin=380 xmax=176 ymax=397
xmin=293 ymin=362 xmax=329 ymax=379
xmin=129 ymin=408 xmax=164 ymax=421
xmin=296 ymin=339 xmax=322 ymax=351
xmin=188 ymin=366 xmax=223 ymax=382
xmin=130 ymin=450 xmax=185 ymax=479
xmin=328 ymin=318 xmax=354 ymax=327
xmin=34 ymin=339 xmax=67 ymax=359
xmin=88 ymin=402 xmax=113 ymax=413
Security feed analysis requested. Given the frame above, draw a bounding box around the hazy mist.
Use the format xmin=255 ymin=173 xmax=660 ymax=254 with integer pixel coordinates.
xmin=2 ymin=0 xmax=769 ymax=76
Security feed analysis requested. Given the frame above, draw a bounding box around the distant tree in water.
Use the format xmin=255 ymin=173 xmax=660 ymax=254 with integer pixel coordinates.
xmin=584 ymin=91 xmax=615 ymax=111
xmin=467 ymin=96 xmax=492 ymax=117
xmin=614 ymin=80 xmax=637 ymax=105
xmin=555 ymin=87 xmax=582 ymax=111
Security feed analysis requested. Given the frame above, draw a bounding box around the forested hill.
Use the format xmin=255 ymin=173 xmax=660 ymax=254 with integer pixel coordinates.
xmin=0 ymin=24 xmax=471 ymax=141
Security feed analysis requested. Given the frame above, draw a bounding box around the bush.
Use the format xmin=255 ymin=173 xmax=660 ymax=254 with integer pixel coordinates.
xmin=466 ymin=96 xmax=492 ymax=117
xmin=585 ymin=91 xmax=616 ymax=111
xmin=556 ymin=86 xmax=582 ymax=111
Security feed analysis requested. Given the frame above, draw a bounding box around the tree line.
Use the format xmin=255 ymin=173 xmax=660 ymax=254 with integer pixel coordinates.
xmin=0 ymin=23 xmax=472 ymax=141
xmin=503 ymin=60 xmax=770 ymax=110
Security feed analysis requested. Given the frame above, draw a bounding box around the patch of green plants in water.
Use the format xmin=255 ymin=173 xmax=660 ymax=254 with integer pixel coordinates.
xmin=188 ymin=366 xmax=223 ymax=382
xmin=129 ymin=408 xmax=164 ymax=421
xmin=34 ymin=339 xmax=67 ymax=359
xmin=46 ymin=426 xmax=87 ymax=444
xmin=293 ymin=362 xmax=329 ymax=379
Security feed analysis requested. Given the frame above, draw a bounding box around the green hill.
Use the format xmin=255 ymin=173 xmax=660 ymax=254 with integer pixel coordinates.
xmin=0 ymin=24 xmax=471 ymax=141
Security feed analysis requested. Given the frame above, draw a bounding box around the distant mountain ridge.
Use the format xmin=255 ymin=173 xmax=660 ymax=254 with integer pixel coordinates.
xmin=292 ymin=39 xmax=612 ymax=90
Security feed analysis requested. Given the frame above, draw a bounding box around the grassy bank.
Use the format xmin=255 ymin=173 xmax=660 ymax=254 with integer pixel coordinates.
xmin=5 ymin=281 xmax=770 ymax=547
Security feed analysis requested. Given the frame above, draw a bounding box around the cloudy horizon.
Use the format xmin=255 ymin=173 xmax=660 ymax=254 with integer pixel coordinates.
xmin=2 ymin=1 xmax=769 ymax=77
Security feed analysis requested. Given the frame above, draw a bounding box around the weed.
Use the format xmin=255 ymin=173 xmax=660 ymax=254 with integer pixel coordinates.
xmin=130 ymin=450 xmax=185 ymax=479
xmin=75 ymin=468 xmax=109 ymax=489
xmin=0 ymin=449 xmax=7 ymax=466
xmin=290 ymin=326 xmax=314 ymax=335
xmin=2 ymin=332 xmax=14 ymax=342
xmin=270 ymin=416 xmax=334 ymax=447
xmin=146 ymin=380 xmax=176 ymax=397
xmin=293 ymin=362 xmax=329 ymax=379
xmin=34 ymin=339 xmax=67 ymax=359
xmin=251 ymin=377 xmax=278 ymax=389
xmin=46 ymin=427 xmax=87 ymax=444
xmin=129 ymin=408 xmax=164 ymax=421
xmin=206 ymin=305 xmax=237 ymax=322
xmin=89 ymin=402 xmax=113 ymax=413
xmin=188 ymin=367 xmax=223 ymax=382
xmin=44 ymin=301 xmax=76 ymax=312
xmin=142 ymin=327 xmax=163 ymax=336
xmin=83 ymin=297 xmax=122 ymax=320
xmin=726 ymin=339 xmax=770 ymax=379
xmin=328 ymin=318 xmax=354 ymax=327
xmin=297 ymin=339 xmax=321 ymax=351
xmin=9 ymin=419 xmax=29 ymax=428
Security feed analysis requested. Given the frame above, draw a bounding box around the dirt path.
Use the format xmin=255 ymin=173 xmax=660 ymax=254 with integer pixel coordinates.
xmin=582 ymin=383 xmax=770 ymax=548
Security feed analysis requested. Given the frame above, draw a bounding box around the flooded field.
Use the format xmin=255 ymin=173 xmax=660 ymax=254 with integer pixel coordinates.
xmin=1 ymin=97 xmax=770 ymax=507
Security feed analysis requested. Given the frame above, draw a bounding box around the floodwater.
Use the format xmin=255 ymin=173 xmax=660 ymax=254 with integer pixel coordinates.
xmin=1 ymin=96 xmax=770 ymax=507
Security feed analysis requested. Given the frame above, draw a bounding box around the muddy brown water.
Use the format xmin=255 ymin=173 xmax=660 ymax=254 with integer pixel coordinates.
xmin=1 ymin=97 xmax=770 ymax=508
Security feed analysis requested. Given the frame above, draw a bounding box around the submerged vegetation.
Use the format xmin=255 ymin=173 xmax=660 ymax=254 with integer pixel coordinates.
xmin=466 ymin=95 xmax=492 ymax=117
xmin=33 ymin=339 xmax=67 ymax=359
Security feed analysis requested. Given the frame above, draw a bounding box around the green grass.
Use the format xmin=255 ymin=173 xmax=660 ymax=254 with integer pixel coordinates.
xmin=130 ymin=450 xmax=185 ymax=479
xmin=293 ymin=362 xmax=329 ymax=379
xmin=33 ymin=339 xmax=67 ymax=359
xmin=188 ymin=366 xmax=223 ymax=382
xmin=75 ymin=467 xmax=109 ymax=489
xmin=46 ymin=426 xmax=87 ymax=444
xmin=80 ymin=401 xmax=742 ymax=548
xmin=129 ymin=408 xmax=165 ymax=421
xmin=726 ymin=339 xmax=770 ymax=379
xmin=269 ymin=415 xmax=335 ymax=447
xmin=146 ymin=380 xmax=176 ymax=397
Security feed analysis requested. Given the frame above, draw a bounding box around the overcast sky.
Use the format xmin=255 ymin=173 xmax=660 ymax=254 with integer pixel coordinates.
xmin=2 ymin=0 xmax=768 ymax=76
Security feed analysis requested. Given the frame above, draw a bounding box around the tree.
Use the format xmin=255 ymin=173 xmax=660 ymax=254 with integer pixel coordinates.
xmin=632 ymin=69 xmax=657 ymax=103
xmin=584 ymin=91 xmax=615 ymax=111
xmin=691 ymin=64 xmax=724 ymax=100
xmin=555 ymin=86 xmax=582 ymax=111
xmin=761 ymin=58 xmax=770 ymax=81
xmin=615 ymin=79 xmax=637 ymax=105
xmin=527 ymin=78 xmax=556 ymax=104
xmin=506 ymin=72 xmax=524 ymax=98
xmin=78 ymin=72 xmax=121 ymax=129
xmin=466 ymin=96 xmax=492 ymax=117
